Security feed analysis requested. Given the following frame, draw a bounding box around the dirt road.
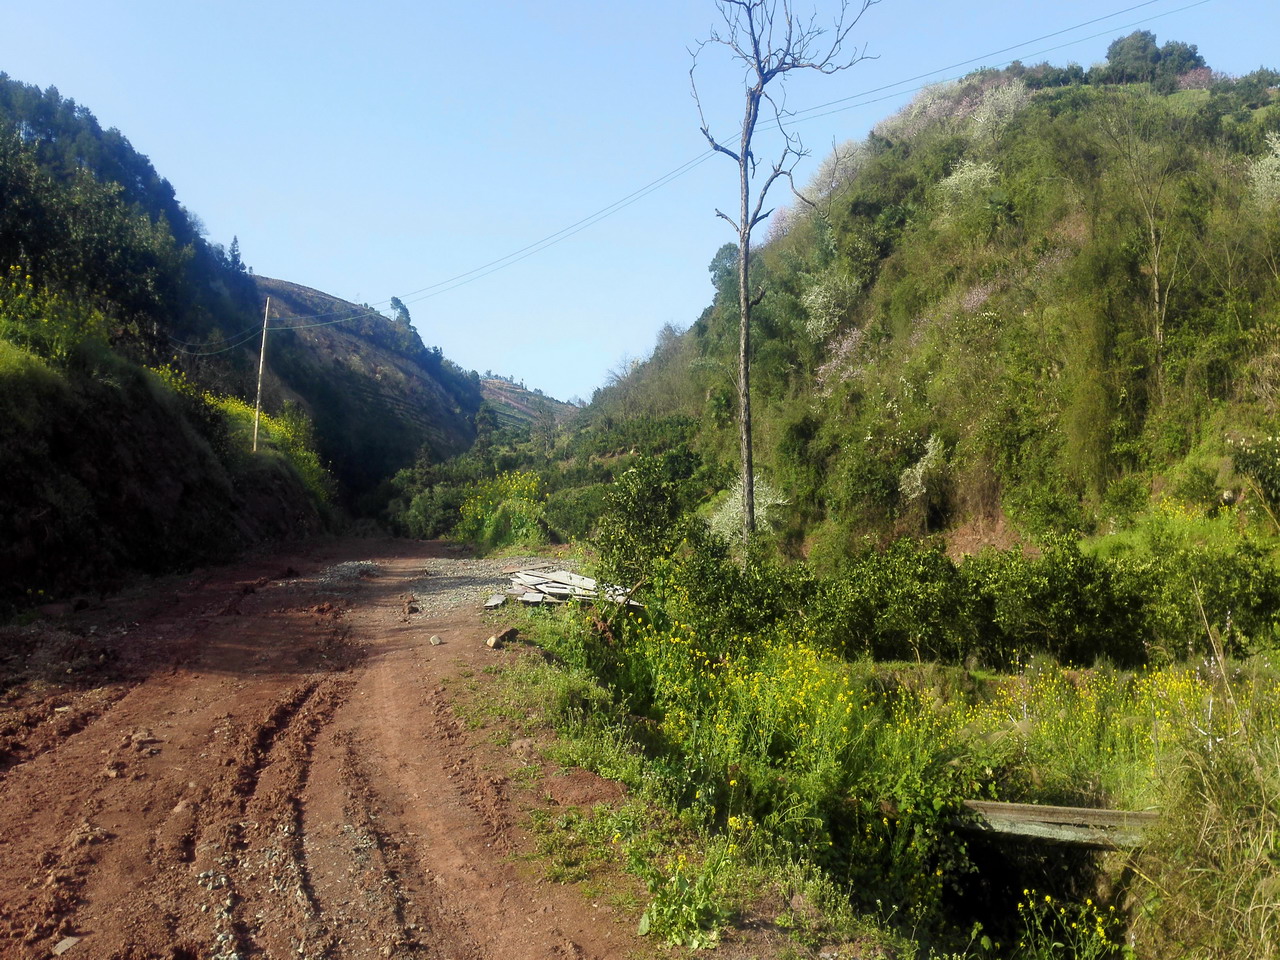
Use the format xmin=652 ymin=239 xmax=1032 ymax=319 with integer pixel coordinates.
xmin=0 ymin=539 xmax=638 ymax=960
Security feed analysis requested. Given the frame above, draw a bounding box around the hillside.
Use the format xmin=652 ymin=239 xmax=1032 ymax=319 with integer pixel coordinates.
xmin=0 ymin=74 xmax=486 ymax=603
xmin=388 ymin=41 xmax=1280 ymax=567
xmin=248 ymin=277 xmax=481 ymax=508
xmin=563 ymin=50 xmax=1280 ymax=561
xmin=479 ymin=376 xmax=577 ymax=430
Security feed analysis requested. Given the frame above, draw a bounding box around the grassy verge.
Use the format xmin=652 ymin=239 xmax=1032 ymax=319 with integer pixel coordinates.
xmin=454 ymin=605 xmax=907 ymax=957
xmin=461 ymin=596 xmax=1280 ymax=959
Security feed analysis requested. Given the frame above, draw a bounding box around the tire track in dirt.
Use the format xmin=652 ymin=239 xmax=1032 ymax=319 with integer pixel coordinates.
xmin=0 ymin=540 xmax=643 ymax=960
xmin=0 ymin=556 xmax=357 ymax=959
xmin=334 ymin=553 xmax=629 ymax=960
xmin=189 ymin=676 xmax=353 ymax=960
xmin=0 ymin=685 xmax=133 ymax=777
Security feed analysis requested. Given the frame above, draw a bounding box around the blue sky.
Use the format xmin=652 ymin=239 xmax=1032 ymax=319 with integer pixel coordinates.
xmin=3 ymin=0 xmax=1276 ymax=402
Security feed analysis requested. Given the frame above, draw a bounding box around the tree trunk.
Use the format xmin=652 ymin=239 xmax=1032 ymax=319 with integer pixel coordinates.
xmin=738 ymin=131 xmax=755 ymax=549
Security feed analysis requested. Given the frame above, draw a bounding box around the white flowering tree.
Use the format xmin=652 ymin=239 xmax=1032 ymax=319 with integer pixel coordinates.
xmin=1250 ymin=132 xmax=1280 ymax=209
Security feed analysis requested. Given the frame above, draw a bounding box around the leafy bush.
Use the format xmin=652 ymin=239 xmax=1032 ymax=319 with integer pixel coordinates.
xmin=635 ymin=844 xmax=730 ymax=948
xmin=543 ymin=482 xmax=610 ymax=540
xmin=454 ymin=470 xmax=547 ymax=551
xmin=817 ymin=538 xmax=979 ymax=662
xmin=397 ymin=484 xmax=469 ymax=539
xmin=594 ymin=456 xmax=689 ymax=587
xmin=962 ymin=539 xmax=1149 ymax=667
xmin=0 ymin=266 xmax=112 ymax=362
xmin=1093 ymin=502 xmax=1280 ymax=659
xmin=1229 ymin=433 xmax=1280 ymax=509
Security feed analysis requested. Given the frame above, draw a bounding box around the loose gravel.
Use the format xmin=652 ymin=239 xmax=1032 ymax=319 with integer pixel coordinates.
xmin=405 ymin=555 xmax=549 ymax=615
xmin=306 ymin=555 xmax=555 ymax=615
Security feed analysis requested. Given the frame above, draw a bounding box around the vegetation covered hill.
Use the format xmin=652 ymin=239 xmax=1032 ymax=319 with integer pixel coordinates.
xmin=0 ymin=73 xmax=486 ymax=604
xmin=381 ymin=38 xmax=1280 ymax=958
xmin=249 ymin=276 xmax=481 ymax=510
xmin=479 ymin=375 xmax=577 ymax=431
xmin=414 ymin=36 xmax=1280 ymax=568
xmin=608 ymin=63 xmax=1280 ymax=558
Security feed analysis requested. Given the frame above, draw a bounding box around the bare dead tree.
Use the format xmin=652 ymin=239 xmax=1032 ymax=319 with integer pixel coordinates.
xmin=691 ymin=0 xmax=875 ymax=549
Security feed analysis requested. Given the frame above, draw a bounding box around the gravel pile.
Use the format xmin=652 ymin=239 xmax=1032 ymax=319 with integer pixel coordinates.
xmin=316 ymin=561 xmax=383 ymax=586
xmin=406 ymin=556 xmax=547 ymax=615
xmin=306 ymin=555 xmax=563 ymax=614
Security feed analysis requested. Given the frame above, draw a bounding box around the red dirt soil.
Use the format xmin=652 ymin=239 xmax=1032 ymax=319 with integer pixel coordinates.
xmin=0 ymin=539 xmax=640 ymax=960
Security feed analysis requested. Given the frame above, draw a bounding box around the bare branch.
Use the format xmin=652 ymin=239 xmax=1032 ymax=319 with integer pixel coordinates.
xmin=690 ymin=52 xmax=743 ymax=164
xmin=715 ymin=209 xmax=741 ymax=231
xmin=790 ymin=175 xmax=817 ymax=210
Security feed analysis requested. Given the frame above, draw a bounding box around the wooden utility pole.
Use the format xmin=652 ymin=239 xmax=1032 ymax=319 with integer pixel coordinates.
xmin=252 ymin=296 xmax=271 ymax=453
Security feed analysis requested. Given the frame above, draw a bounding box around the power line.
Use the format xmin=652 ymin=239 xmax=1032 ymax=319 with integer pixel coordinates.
xmin=791 ymin=0 xmax=1213 ymax=126
xmin=394 ymin=150 xmax=716 ymax=302
xmin=169 ymin=0 xmax=1211 ymax=351
xmin=788 ymin=0 xmax=1182 ymax=123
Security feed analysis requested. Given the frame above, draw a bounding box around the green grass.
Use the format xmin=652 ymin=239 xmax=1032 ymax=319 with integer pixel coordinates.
xmin=484 ymin=589 xmax=1280 ymax=958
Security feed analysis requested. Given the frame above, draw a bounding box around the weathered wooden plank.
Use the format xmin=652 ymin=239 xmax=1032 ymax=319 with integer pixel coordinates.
xmin=514 ymin=571 xmax=552 ymax=586
xmin=484 ymin=594 xmax=506 ymax=610
xmin=960 ymin=800 xmax=1159 ymax=849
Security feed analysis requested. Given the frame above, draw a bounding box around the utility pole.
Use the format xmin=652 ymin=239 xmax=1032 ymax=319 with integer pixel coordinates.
xmin=252 ymin=296 xmax=271 ymax=453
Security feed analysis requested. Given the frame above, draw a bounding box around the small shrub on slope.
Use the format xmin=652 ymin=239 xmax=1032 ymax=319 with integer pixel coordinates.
xmin=455 ymin=470 xmax=547 ymax=551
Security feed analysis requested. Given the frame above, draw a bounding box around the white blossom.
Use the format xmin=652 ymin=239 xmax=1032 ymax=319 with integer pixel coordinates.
xmin=710 ymin=475 xmax=789 ymax=540
xmin=800 ymin=270 xmax=860 ymax=342
xmin=1249 ymin=132 xmax=1280 ymax=208
xmin=899 ymin=434 xmax=945 ymax=503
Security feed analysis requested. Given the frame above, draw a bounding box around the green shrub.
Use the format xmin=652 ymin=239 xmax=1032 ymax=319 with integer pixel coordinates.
xmin=544 ymin=482 xmax=610 ymax=540
xmin=398 ymin=484 xmax=469 ymax=539
xmin=1095 ymin=502 xmax=1280 ymax=659
xmin=595 ymin=456 xmax=688 ymax=587
xmin=0 ymin=267 xmax=112 ymax=363
xmin=1229 ymin=432 xmax=1280 ymax=510
xmin=455 ymin=470 xmax=547 ymax=551
xmin=816 ymin=538 xmax=979 ymax=663
xmin=1100 ymin=473 xmax=1149 ymax=528
xmin=962 ymin=539 xmax=1150 ymax=667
